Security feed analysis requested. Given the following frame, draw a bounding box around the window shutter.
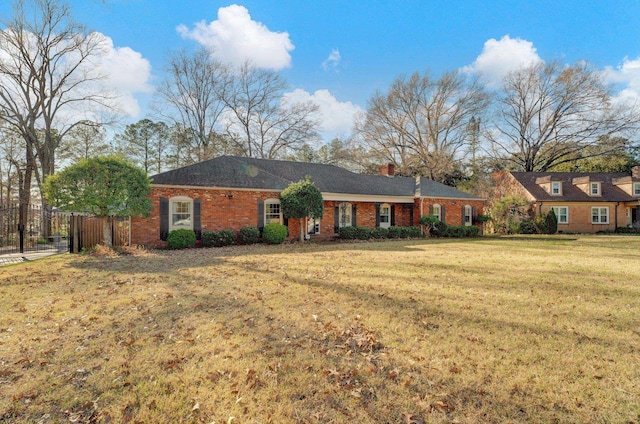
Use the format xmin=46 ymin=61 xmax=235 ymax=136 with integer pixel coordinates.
xmin=193 ymin=199 xmax=201 ymax=240
xmin=334 ymin=206 xmax=339 ymax=233
xmin=409 ymin=206 xmax=414 ymax=226
xmin=351 ymin=204 xmax=357 ymax=227
xmin=390 ymin=205 xmax=396 ymax=226
xmin=159 ymin=197 xmax=169 ymax=241
xmin=429 ymin=204 xmax=434 ymax=215
xmin=257 ymin=200 xmax=264 ymax=230
xmin=472 ymin=206 xmax=476 ymax=224
xmin=461 ymin=206 xmax=465 ymax=225
xmin=375 ymin=204 xmax=381 ymax=227
xmin=441 ymin=205 xmax=446 ymax=224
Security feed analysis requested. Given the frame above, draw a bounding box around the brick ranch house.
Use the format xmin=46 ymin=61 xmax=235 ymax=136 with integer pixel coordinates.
xmin=497 ymin=166 xmax=640 ymax=233
xmin=131 ymin=156 xmax=485 ymax=247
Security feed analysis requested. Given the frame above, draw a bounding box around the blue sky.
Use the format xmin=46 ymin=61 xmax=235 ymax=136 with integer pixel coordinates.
xmin=3 ymin=0 xmax=640 ymax=141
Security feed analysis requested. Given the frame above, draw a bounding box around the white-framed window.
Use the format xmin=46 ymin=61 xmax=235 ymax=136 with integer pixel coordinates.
xmin=170 ymin=196 xmax=193 ymax=230
xmin=463 ymin=205 xmax=473 ymax=226
xmin=432 ymin=204 xmax=441 ymax=221
xmin=590 ymin=182 xmax=601 ymax=196
xmin=379 ymin=203 xmax=391 ymax=228
xmin=634 ymin=183 xmax=640 ymax=196
xmin=551 ymin=182 xmax=562 ymax=195
xmin=307 ymin=218 xmax=321 ymax=235
xmin=591 ymin=207 xmax=609 ymax=224
xmin=338 ymin=202 xmax=352 ymax=228
xmin=551 ymin=206 xmax=569 ymax=224
xmin=264 ymin=199 xmax=282 ymax=225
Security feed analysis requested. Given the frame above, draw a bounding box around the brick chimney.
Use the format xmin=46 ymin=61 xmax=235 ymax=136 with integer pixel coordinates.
xmin=633 ymin=166 xmax=640 ymax=179
xmin=380 ymin=163 xmax=395 ymax=177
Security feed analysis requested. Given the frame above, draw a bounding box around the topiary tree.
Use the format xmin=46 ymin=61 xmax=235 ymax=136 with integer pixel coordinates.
xmin=43 ymin=155 xmax=151 ymax=247
xmin=280 ymin=177 xmax=324 ymax=242
xmin=419 ymin=215 xmax=439 ymax=237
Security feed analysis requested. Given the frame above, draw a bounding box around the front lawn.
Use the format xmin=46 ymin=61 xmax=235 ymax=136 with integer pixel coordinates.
xmin=1 ymin=236 xmax=638 ymax=423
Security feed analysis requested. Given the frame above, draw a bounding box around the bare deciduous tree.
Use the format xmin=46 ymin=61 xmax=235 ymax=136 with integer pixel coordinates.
xmin=155 ymin=48 xmax=229 ymax=163
xmin=0 ymin=0 xmax=114 ymax=226
xmin=222 ymin=62 xmax=320 ymax=159
xmin=355 ymin=70 xmax=488 ymax=182
xmin=490 ymin=61 xmax=640 ymax=172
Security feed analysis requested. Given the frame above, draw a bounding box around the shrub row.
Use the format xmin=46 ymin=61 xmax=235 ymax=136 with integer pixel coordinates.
xmin=615 ymin=226 xmax=640 ymax=234
xmin=202 ymin=229 xmax=237 ymax=247
xmin=442 ymin=225 xmax=480 ymax=238
xmin=425 ymin=220 xmax=480 ymax=238
xmin=167 ymin=225 xmax=285 ymax=249
xmin=338 ymin=225 xmax=422 ymax=240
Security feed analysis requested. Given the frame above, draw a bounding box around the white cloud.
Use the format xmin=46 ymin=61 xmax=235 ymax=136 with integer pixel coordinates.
xmin=0 ymin=30 xmax=151 ymax=121
xmin=177 ymin=4 xmax=294 ymax=70
xmin=464 ymin=35 xmax=543 ymax=87
xmin=283 ymin=88 xmax=362 ymax=138
xmin=604 ymin=57 xmax=640 ymax=105
xmin=93 ymin=33 xmax=153 ymax=117
xmin=322 ymin=49 xmax=341 ymax=72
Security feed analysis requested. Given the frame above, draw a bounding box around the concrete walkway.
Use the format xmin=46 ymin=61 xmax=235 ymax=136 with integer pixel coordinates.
xmin=0 ymin=250 xmax=64 ymax=267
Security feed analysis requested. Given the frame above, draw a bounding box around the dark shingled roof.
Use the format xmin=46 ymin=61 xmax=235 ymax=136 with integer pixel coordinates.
xmin=150 ymin=156 xmax=481 ymax=200
xmin=510 ymin=172 xmax=638 ymax=202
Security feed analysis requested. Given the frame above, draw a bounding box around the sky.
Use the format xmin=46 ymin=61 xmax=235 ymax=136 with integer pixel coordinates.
xmin=3 ymin=0 xmax=640 ymax=142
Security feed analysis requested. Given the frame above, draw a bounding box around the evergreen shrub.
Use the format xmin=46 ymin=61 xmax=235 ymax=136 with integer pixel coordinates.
xmin=167 ymin=229 xmax=196 ymax=249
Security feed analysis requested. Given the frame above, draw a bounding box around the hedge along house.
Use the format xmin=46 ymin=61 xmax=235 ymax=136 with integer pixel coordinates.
xmin=501 ymin=167 xmax=640 ymax=233
xmin=130 ymin=156 xmax=485 ymax=247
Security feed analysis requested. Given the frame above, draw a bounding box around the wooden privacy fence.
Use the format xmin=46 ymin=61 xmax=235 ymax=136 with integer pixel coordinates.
xmin=0 ymin=204 xmax=130 ymax=255
xmin=68 ymin=214 xmax=131 ymax=253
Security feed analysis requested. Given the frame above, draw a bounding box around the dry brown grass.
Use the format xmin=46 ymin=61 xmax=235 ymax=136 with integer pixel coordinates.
xmin=1 ymin=236 xmax=639 ymax=423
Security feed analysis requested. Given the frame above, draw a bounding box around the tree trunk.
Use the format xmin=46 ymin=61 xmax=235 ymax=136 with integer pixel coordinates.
xmin=103 ymin=216 xmax=113 ymax=247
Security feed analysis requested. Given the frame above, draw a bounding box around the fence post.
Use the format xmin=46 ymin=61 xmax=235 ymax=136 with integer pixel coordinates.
xmin=18 ymin=223 xmax=24 ymax=254
xmin=70 ymin=214 xmax=80 ymax=254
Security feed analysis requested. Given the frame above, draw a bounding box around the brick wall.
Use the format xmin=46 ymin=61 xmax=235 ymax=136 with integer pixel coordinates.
xmin=131 ymin=186 xmax=485 ymax=246
xmin=535 ymin=202 xmax=627 ymax=233
xmin=131 ymin=186 xmax=282 ymax=247
xmin=415 ymin=198 xmax=485 ymax=227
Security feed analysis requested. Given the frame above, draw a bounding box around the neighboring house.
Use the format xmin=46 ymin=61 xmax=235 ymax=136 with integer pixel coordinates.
xmin=131 ymin=156 xmax=484 ymax=247
xmin=501 ymin=167 xmax=640 ymax=233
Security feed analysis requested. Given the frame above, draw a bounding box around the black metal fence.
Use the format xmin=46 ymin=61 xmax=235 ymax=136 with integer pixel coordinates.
xmin=0 ymin=204 xmax=130 ymax=255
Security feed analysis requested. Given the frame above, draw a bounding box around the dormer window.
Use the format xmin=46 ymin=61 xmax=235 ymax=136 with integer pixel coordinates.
xmin=590 ymin=182 xmax=601 ymax=196
xmin=551 ymin=182 xmax=562 ymax=195
xmin=634 ymin=183 xmax=640 ymax=196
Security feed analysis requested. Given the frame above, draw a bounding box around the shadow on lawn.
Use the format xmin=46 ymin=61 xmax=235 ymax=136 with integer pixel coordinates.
xmin=6 ymin=238 xmax=638 ymax=423
xmin=68 ymin=237 xmax=500 ymax=274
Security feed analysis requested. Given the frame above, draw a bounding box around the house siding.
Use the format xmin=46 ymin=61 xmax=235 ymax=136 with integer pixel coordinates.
xmin=535 ymin=202 xmax=627 ymax=233
xmin=501 ymin=170 xmax=640 ymax=233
